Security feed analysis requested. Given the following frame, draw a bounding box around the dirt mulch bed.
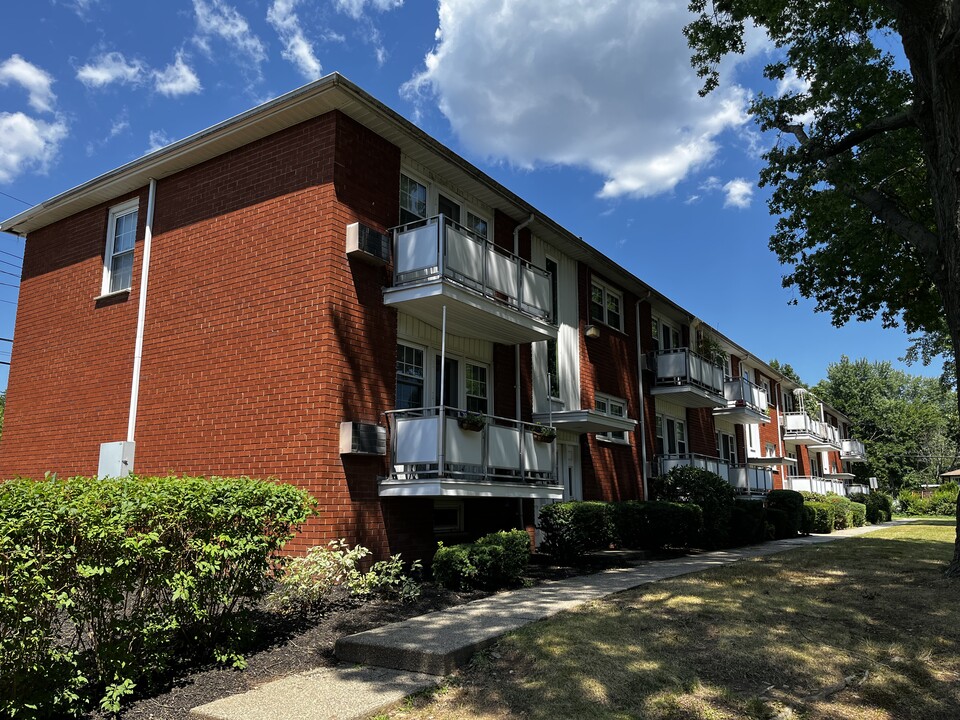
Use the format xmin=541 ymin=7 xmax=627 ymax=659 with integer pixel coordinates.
xmin=99 ymin=557 xmax=626 ymax=720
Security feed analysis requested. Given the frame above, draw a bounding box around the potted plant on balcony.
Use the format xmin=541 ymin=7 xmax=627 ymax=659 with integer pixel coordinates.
xmin=456 ymin=411 xmax=486 ymax=432
xmin=532 ymin=423 xmax=558 ymax=443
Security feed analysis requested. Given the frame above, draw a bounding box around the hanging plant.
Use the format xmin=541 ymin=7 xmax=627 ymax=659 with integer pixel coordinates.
xmin=532 ymin=424 xmax=558 ymax=443
xmin=456 ymin=411 xmax=486 ymax=432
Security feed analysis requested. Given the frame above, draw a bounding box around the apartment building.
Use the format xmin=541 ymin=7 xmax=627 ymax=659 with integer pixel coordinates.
xmin=0 ymin=74 xmax=867 ymax=558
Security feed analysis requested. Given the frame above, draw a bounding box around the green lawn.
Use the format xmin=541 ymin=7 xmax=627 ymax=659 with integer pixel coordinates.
xmin=378 ymin=519 xmax=960 ymax=720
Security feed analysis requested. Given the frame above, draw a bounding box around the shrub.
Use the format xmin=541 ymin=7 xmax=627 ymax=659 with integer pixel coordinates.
xmin=654 ymin=466 xmax=737 ymax=548
xmin=800 ymin=491 xmax=827 ymax=502
xmin=432 ymin=530 xmax=530 ymax=590
xmin=824 ymin=495 xmax=855 ymax=530
xmin=730 ymin=499 xmax=769 ymax=546
xmin=766 ymin=490 xmax=804 ymax=538
xmin=612 ymin=500 xmax=702 ymax=550
xmin=538 ymin=501 xmax=614 ymax=562
xmin=898 ymin=490 xmax=928 ymax=516
xmin=852 ymin=491 xmax=893 ymax=523
xmin=849 ymin=502 xmax=867 ymax=528
xmin=0 ymin=475 xmax=312 ymax=718
xmin=804 ymin=501 xmax=836 ymax=533
xmin=800 ymin=503 xmax=816 ymax=534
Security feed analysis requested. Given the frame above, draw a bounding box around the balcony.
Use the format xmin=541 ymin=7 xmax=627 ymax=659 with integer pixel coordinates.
xmin=781 ymin=413 xmax=842 ymax=450
xmin=782 ymin=476 xmax=847 ymax=496
xmin=383 ymin=215 xmax=557 ymax=345
xmin=841 ymin=438 xmax=867 ymax=462
xmin=649 ymin=348 xmax=726 ymax=408
xmin=658 ymin=454 xmax=772 ymax=494
xmin=379 ymin=406 xmax=563 ymax=499
xmin=713 ymin=376 xmax=771 ymax=424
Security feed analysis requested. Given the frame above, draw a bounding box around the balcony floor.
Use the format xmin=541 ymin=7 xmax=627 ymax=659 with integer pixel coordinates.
xmin=713 ymin=405 xmax=771 ymax=424
xmin=650 ymin=384 xmax=726 ymax=409
xmin=384 ymin=279 xmax=557 ymax=344
xmin=379 ymin=476 xmax=563 ymax=499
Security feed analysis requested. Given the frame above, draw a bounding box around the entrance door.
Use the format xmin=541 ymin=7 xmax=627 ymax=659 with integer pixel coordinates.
xmin=560 ymin=443 xmax=583 ymax=501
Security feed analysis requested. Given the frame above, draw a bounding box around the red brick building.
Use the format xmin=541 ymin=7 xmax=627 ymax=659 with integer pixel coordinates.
xmin=0 ymin=74 xmax=867 ymax=558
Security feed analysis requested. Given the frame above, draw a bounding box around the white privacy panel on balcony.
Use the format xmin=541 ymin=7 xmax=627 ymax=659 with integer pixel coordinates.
xmin=395 ymin=225 xmax=438 ymax=275
xmin=445 ymin=419 xmax=484 ymax=465
xmin=657 ymin=352 xmax=687 ymax=378
xmin=446 ymin=227 xmax=483 ymax=282
xmin=487 ymin=425 xmax=521 ymax=469
xmin=521 ymin=267 xmax=550 ymax=317
xmin=522 ymin=433 xmax=552 ymax=472
xmin=728 ymin=466 xmax=748 ymax=489
xmin=486 ymin=249 xmax=519 ymax=299
xmin=394 ymin=416 xmax=439 ymax=464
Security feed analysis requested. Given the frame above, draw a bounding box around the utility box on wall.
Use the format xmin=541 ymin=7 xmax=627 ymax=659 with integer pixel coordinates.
xmin=98 ymin=441 xmax=136 ymax=478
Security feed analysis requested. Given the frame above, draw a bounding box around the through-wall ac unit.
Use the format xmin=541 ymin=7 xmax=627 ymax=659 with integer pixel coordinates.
xmin=339 ymin=421 xmax=387 ymax=456
xmin=346 ymin=222 xmax=391 ymax=265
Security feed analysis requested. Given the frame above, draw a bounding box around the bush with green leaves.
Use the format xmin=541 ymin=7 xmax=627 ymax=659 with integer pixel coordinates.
xmin=804 ymin=501 xmax=836 ymax=534
xmin=537 ymin=501 xmax=615 ymax=562
xmin=849 ymin=502 xmax=867 ymax=528
xmin=898 ymin=482 xmax=958 ymax=516
xmin=823 ymin=495 xmax=856 ymax=530
xmin=729 ymin=499 xmax=770 ymax=545
xmin=266 ymin=540 xmax=421 ymax=612
xmin=432 ymin=529 xmax=530 ymax=590
xmin=766 ymin=489 xmax=804 ymax=538
xmin=0 ymin=475 xmax=312 ymax=718
xmin=850 ymin=491 xmax=894 ymax=523
xmin=654 ymin=466 xmax=737 ymax=548
xmin=611 ymin=500 xmax=702 ymax=550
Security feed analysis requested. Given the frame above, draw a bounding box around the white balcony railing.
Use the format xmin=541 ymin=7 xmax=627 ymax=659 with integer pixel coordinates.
xmin=841 ymin=438 xmax=867 ymax=460
xmin=782 ymin=413 xmax=842 ymax=448
xmin=658 ymin=454 xmax=772 ymax=494
xmin=385 ymin=406 xmax=557 ymax=487
xmin=651 ymin=348 xmax=725 ymax=397
xmin=393 ymin=215 xmax=554 ymax=324
xmin=782 ymin=476 xmax=847 ymax=496
xmin=722 ymin=376 xmax=768 ymax=412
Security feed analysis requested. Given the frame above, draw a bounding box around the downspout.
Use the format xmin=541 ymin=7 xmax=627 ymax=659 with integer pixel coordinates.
xmin=513 ymin=215 xmax=534 ymax=422
xmin=126 ymin=178 xmax=157 ymax=445
xmin=636 ymin=296 xmax=650 ymax=500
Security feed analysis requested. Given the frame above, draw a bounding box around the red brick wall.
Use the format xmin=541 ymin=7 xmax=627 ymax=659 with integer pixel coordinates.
xmin=577 ymin=263 xmax=644 ymax=501
xmin=0 ymin=188 xmax=148 ymax=477
xmin=687 ymin=408 xmax=716 ymax=457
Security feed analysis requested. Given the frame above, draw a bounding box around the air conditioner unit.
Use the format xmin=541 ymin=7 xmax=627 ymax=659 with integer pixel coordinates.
xmin=339 ymin=421 xmax=387 ymax=456
xmin=346 ymin=222 xmax=391 ymax=265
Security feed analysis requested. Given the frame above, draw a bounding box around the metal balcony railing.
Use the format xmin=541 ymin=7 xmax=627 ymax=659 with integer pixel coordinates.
xmin=841 ymin=438 xmax=866 ymax=460
xmin=782 ymin=476 xmax=847 ymax=496
xmin=658 ymin=454 xmax=772 ymax=493
xmin=651 ymin=348 xmax=725 ymax=396
xmin=722 ymin=376 xmax=768 ymax=413
xmin=782 ymin=412 xmax=842 ymax=447
xmin=392 ymin=215 xmax=554 ymax=324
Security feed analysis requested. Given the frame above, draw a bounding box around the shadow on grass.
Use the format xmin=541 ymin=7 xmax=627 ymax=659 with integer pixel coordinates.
xmin=403 ymin=521 xmax=960 ymax=720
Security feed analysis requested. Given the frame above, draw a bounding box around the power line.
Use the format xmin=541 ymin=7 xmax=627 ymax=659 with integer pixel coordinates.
xmin=0 ymin=189 xmax=32 ymax=207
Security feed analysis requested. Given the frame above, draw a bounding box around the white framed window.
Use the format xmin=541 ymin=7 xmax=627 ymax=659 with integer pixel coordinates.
xmin=396 ymin=343 xmax=425 ymax=409
xmin=589 ymin=279 xmax=623 ymax=331
xmin=760 ymin=377 xmax=772 ymax=405
xmin=595 ymin=393 xmax=628 ymax=443
xmin=782 ymin=390 xmax=794 ymax=412
xmin=652 ymin=315 xmax=681 ymax=350
xmin=465 ymin=363 xmax=488 ymax=414
xmin=788 ymin=451 xmax=798 ymax=476
xmin=717 ymin=431 xmax=737 ymax=464
xmin=656 ymin=413 xmax=687 ymax=455
xmin=399 ymin=173 xmax=427 ymax=224
xmin=399 ymin=170 xmax=490 ymax=242
xmin=545 ymin=256 xmax=560 ymax=397
xmin=466 ymin=210 xmax=488 ymax=239
xmin=765 ymin=442 xmax=777 ymax=458
xmin=102 ymin=198 xmax=138 ymax=295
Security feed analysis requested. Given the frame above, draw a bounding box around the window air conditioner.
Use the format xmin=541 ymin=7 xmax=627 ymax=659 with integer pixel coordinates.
xmin=346 ymin=222 xmax=391 ymax=265
xmin=339 ymin=422 xmax=387 ymax=456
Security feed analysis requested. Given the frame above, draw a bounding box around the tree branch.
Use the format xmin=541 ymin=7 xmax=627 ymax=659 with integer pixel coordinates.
xmin=805 ymin=107 xmax=917 ymax=160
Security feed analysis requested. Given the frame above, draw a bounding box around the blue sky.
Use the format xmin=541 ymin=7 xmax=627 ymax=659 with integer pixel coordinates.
xmin=0 ymin=0 xmax=942 ymax=390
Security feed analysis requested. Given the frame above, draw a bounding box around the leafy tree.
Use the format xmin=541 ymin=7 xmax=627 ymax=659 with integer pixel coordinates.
xmin=685 ymin=2 xmax=960 ymax=575
xmin=768 ymin=359 xmax=804 ymax=387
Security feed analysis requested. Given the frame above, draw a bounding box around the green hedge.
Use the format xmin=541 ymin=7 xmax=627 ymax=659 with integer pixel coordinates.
xmin=654 ymin=466 xmax=736 ymax=548
xmin=898 ymin=483 xmax=958 ymax=516
xmin=432 ymin=529 xmax=530 ymax=590
xmin=849 ymin=502 xmax=867 ymax=528
xmin=804 ymin=501 xmax=836 ymax=533
xmin=537 ymin=501 xmax=614 ymax=562
xmin=766 ymin=490 xmax=804 ymax=538
xmin=730 ymin=499 xmax=770 ymax=545
xmin=611 ymin=500 xmax=702 ymax=550
xmin=0 ymin=475 xmax=312 ymax=718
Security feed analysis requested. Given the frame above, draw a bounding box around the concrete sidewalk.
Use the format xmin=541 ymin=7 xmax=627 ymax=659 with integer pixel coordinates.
xmin=191 ymin=521 xmax=908 ymax=720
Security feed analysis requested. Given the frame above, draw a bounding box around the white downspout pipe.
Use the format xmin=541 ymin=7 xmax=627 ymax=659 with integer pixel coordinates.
xmin=127 ymin=178 xmax=157 ymax=444
xmin=636 ymin=299 xmax=649 ymax=500
xmin=512 ymin=215 xmax=535 ymax=422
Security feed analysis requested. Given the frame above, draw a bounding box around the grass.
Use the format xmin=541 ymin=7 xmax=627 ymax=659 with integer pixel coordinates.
xmin=376 ymin=519 xmax=960 ymax=720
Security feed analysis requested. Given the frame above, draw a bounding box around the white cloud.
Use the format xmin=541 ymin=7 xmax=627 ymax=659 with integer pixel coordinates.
xmin=404 ymin=0 xmax=763 ymax=200
xmin=153 ymin=52 xmax=202 ymax=97
xmin=334 ymin=0 xmax=403 ymax=20
xmin=722 ymin=178 xmax=754 ymax=208
xmin=776 ymin=68 xmax=810 ymax=98
xmin=146 ymin=129 xmax=174 ymax=154
xmin=0 ymin=55 xmax=57 ymax=113
xmin=0 ymin=112 xmax=68 ymax=183
xmin=77 ymin=52 xmax=144 ymax=89
xmin=267 ymin=0 xmax=322 ymax=80
xmin=193 ymin=0 xmax=267 ymax=74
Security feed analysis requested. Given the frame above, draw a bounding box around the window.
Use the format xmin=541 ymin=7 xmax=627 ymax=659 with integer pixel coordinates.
xmin=438 ymin=193 xmax=461 ymax=224
xmin=466 ymin=210 xmax=488 ymax=239
xmin=102 ymin=199 xmax=138 ymax=295
xmin=589 ymin=279 xmax=623 ymax=330
xmin=396 ymin=344 xmax=424 ymax=409
xmin=782 ymin=390 xmax=794 ymax=412
xmin=652 ymin=316 xmax=681 ymax=351
xmin=656 ymin=414 xmax=687 ymax=455
xmin=545 ymin=257 xmax=560 ymax=398
xmin=788 ymin=451 xmax=798 ymax=477
xmin=465 ymin=363 xmax=488 ymax=414
xmin=760 ymin=377 xmax=772 ymax=405
xmin=717 ymin=431 xmax=737 ymax=464
xmin=433 ymin=500 xmax=464 ymax=533
xmin=400 ymin=174 xmax=427 ymax=224
xmin=595 ymin=394 xmax=628 ymax=443
xmin=765 ymin=442 xmax=777 ymax=458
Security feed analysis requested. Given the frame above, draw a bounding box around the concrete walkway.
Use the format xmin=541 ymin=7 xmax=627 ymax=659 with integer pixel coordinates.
xmin=191 ymin=521 xmax=909 ymax=720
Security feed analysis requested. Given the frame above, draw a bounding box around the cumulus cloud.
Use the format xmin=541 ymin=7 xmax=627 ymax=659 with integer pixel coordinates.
xmin=193 ymin=0 xmax=267 ymax=75
xmin=77 ymin=52 xmax=144 ymax=88
xmin=722 ymin=178 xmax=754 ymax=208
xmin=0 ymin=55 xmax=57 ymax=113
xmin=153 ymin=52 xmax=202 ymax=97
xmin=146 ymin=129 xmax=174 ymax=154
xmin=267 ymin=0 xmax=322 ymax=80
xmin=0 ymin=112 xmax=68 ymax=183
xmin=404 ymin=0 xmax=762 ymax=200
xmin=334 ymin=0 xmax=403 ymax=20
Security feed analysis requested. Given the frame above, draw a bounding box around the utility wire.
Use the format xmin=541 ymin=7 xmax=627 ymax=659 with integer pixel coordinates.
xmin=0 ymin=189 xmax=32 ymax=207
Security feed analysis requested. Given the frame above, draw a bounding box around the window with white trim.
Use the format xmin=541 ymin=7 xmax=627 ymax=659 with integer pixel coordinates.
xmin=545 ymin=257 xmax=560 ymax=398
xmin=787 ymin=451 xmax=798 ymax=476
xmin=396 ymin=343 xmax=425 ymax=409
xmin=717 ymin=431 xmax=737 ymax=464
xmin=656 ymin=413 xmax=687 ymax=455
xmin=594 ymin=393 xmax=628 ymax=443
xmin=760 ymin=377 xmax=772 ymax=405
xmin=652 ymin=316 xmax=681 ymax=350
xmin=102 ymin=199 xmax=138 ymax=295
xmin=399 ymin=173 xmax=427 ymax=224
xmin=589 ymin=279 xmax=623 ymax=331
xmin=765 ymin=442 xmax=777 ymax=458
xmin=466 ymin=210 xmax=488 ymax=239
xmin=465 ymin=363 xmax=488 ymax=414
